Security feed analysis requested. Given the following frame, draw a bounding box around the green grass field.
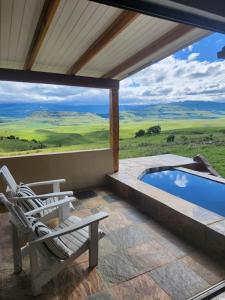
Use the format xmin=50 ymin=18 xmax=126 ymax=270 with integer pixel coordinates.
xmin=120 ymin=125 xmax=225 ymax=176
xmin=0 ymin=112 xmax=224 ymax=176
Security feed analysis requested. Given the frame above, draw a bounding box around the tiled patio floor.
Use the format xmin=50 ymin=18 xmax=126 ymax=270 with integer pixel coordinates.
xmin=1 ymin=187 xmax=225 ymax=300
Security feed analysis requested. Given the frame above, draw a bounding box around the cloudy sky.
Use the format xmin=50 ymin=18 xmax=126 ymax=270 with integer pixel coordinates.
xmin=0 ymin=32 xmax=225 ymax=105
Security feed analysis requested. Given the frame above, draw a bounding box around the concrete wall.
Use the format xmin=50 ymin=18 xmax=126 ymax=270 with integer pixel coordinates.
xmin=0 ymin=149 xmax=114 ymax=193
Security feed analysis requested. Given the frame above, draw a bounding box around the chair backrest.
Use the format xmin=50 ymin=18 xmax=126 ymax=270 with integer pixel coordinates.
xmin=0 ymin=165 xmax=18 ymax=195
xmin=0 ymin=193 xmax=31 ymax=233
xmin=0 ymin=193 xmax=58 ymax=263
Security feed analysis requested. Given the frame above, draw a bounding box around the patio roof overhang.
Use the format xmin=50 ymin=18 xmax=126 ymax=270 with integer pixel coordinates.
xmin=0 ymin=0 xmax=212 ymax=172
xmin=0 ymin=0 xmax=209 ymax=81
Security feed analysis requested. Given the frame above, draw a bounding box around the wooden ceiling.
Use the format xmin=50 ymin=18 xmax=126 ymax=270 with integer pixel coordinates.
xmin=0 ymin=0 xmax=209 ymax=84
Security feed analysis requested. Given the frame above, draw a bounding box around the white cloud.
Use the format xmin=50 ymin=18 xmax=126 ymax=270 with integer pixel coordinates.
xmin=188 ymin=45 xmax=193 ymax=52
xmin=0 ymin=81 xmax=108 ymax=104
xmin=120 ymin=55 xmax=225 ymax=103
xmin=0 ymin=54 xmax=225 ymax=105
xmin=187 ymin=52 xmax=200 ymax=61
xmin=182 ymin=44 xmax=194 ymax=53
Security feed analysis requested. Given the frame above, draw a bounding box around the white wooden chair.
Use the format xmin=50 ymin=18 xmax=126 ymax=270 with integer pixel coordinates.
xmin=0 ymin=193 xmax=108 ymax=296
xmin=0 ymin=165 xmax=75 ymax=222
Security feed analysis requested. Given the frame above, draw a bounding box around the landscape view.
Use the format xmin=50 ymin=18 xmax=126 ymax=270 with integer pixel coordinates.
xmin=0 ymin=32 xmax=225 ymax=176
xmin=0 ymin=101 xmax=225 ymax=177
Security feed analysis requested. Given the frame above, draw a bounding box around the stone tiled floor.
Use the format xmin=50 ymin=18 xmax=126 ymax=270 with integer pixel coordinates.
xmin=1 ymin=187 xmax=225 ymax=300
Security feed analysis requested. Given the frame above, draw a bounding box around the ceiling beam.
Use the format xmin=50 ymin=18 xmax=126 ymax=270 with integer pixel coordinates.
xmin=102 ymin=24 xmax=194 ymax=79
xmin=0 ymin=69 xmax=119 ymax=89
xmin=161 ymin=0 xmax=225 ymax=18
xmin=91 ymin=0 xmax=225 ymax=34
xmin=24 ymin=0 xmax=60 ymax=70
xmin=67 ymin=10 xmax=139 ymax=75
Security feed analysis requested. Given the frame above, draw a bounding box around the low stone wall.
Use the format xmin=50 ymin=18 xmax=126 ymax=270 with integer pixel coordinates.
xmin=0 ymin=149 xmax=114 ymax=193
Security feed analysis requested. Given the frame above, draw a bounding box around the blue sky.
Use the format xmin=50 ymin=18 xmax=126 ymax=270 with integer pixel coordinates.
xmin=175 ymin=33 xmax=224 ymax=62
xmin=0 ymin=33 xmax=225 ymax=105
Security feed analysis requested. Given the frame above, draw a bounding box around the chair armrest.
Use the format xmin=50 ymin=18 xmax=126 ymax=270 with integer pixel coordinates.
xmin=25 ymin=179 xmax=66 ymax=187
xmin=11 ymin=191 xmax=73 ymax=201
xmin=25 ymin=197 xmax=76 ymax=216
xmin=30 ymin=211 xmax=108 ymax=245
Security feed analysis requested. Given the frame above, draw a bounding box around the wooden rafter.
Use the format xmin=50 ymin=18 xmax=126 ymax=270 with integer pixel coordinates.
xmin=0 ymin=69 xmax=119 ymax=89
xmin=24 ymin=0 xmax=60 ymax=70
xmin=67 ymin=10 xmax=139 ymax=75
xmin=102 ymin=24 xmax=194 ymax=79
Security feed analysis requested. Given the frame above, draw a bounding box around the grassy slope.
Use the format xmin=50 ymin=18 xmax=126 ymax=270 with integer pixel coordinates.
xmin=120 ymin=125 xmax=225 ymax=176
xmin=0 ymin=113 xmax=224 ymax=176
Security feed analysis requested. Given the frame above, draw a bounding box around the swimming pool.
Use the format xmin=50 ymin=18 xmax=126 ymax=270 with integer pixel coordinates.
xmin=141 ymin=169 xmax=225 ymax=217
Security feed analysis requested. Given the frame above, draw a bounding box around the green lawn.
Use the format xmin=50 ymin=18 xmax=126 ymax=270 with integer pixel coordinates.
xmin=0 ymin=114 xmax=224 ymax=177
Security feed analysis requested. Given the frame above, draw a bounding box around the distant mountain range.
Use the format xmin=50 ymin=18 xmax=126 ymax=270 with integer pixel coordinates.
xmin=122 ymin=101 xmax=225 ymax=119
xmin=0 ymin=101 xmax=225 ymax=120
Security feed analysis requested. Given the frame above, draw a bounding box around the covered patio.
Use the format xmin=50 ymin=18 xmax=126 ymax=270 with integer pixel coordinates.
xmin=0 ymin=155 xmax=225 ymax=300
xmin=1 ymin=0 xmax=225 ymax=299
xmin=1 ymin=155 xmax=225 ymax=300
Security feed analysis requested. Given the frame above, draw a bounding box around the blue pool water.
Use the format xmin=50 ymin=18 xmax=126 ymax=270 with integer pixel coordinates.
xmin=141 ymin=169 xmax=225 ymax=217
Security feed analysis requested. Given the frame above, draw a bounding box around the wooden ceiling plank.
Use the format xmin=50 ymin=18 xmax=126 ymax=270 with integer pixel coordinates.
xmin=102 ymin=24 xmax=194 ymax=79
xmin=24 ymin=0 xmax=60 ymax=70
xmin=67 ymin=10 xmax=139 ymax=75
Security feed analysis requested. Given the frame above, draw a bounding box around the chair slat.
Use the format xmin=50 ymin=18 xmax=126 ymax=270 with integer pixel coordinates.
xmin=58 ymin=221 xmax=88 ymax=244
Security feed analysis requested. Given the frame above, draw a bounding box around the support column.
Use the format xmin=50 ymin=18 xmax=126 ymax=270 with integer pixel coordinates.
xmin=109 ymin=88 xmax=119 ymax=172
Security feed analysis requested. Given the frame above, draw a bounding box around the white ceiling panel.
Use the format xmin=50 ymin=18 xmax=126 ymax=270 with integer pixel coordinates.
xmin=33 ymin=0 xmax=122 ymax=73
xmin=0 ymin=0 xmax=209 ymax=80
xmin=77 ymin=14 xmax=177 ymax=77
xmin=0 ymin=0 xmax=44 ymax=68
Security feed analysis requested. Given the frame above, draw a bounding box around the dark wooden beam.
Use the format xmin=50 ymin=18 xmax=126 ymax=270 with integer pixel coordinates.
xmin=0 ymin=69 xmax=119 ymax=89
xmin=24 ymin=0 xmax=60 ymax=70
xmin=163 ymin=0 xmax=225 ymax=19
xmin=91 ymin=0 xmax=225 ymax=34
xmin=109 ymin=88 xmax=119 ymax=172
xmin=103 ymin=24 xmax=194 ymax=79
xmin=67 ymin=10 xmax=138 ymax=75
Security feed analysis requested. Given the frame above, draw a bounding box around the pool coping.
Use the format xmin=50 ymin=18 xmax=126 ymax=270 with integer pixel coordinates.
xmin=107 ymin=166 xmax=225 ymax=258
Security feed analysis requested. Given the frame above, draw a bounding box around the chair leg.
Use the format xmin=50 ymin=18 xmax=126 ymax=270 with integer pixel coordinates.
xmin=32 ymin=282 xmax=42 ymax=297
xmin=29 ymin=245 xmax=42 ymax=296
xmin=11 ymin=224 xmax=22 ymax=274
xmin=89 ymin=222 xmax=99 ymax=268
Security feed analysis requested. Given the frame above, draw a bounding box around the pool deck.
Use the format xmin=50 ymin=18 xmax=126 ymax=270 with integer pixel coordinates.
xmin=119 ymin=154 xmax=198 ymax=178
xmin=1 ymin=155 xmax=225 ymax=299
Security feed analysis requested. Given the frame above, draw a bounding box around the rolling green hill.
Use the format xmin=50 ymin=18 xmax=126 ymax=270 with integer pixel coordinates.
xmin=0 ymin=108 xmax=224 ymax=177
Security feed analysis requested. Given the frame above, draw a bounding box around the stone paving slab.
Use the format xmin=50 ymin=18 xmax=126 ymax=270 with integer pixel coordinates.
xmin=150 ymin=260 xmax=210 ymax=300
xmin=1 ymin=187 xmax=225 ymax=299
